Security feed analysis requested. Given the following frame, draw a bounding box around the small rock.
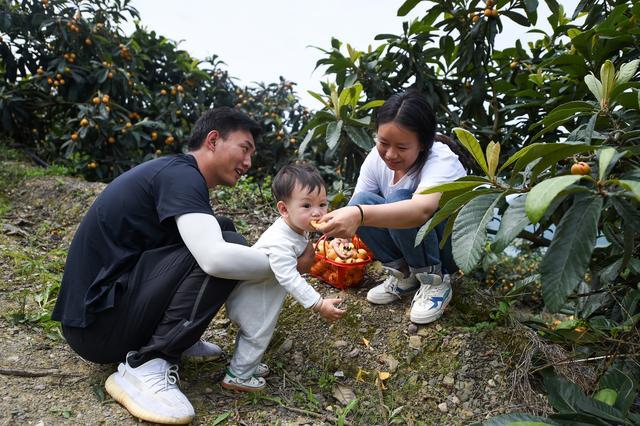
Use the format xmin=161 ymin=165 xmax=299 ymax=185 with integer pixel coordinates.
xmin=442 ymin=375 xmax=455 ymax=386
xmin=409 ymin=335 xmax=422 ymax=349
xmin=379 ymin=354 xmax=399 ymax=373
xmin=333 ymin=340 xmax=348 ymax=348
xmin=407 ymin=324 xmax=418 ymax=335
xmin=459 ymin=390 xmax=472 ymax=402
xmin=417 ymin=327 xmax=430 ymax=337
xmin=205 ymin=387 xmax=213 ymax=394
xmin=488 ymin=379 xmax=496 ymax=387
xmin=459 ymin=409 xmax=474 ymax=419
xmin=334 ymin=371 xmax=345 ymax=378
xmin=437 ymin=402 xmax=448 ymax=413
xmin=348 ymin=348 xmax=360 ymax=358
xmin=451 ymin=395 xmax=460 ymax=405
xmin=277 ymin=338 xmax=293 ymax=354
xmin=293 ymin=352 xmax=304 ymax=365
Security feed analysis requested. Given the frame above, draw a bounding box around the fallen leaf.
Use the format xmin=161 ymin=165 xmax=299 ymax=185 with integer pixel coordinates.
xmin=355 ymin=367 xmax=368 ymax=382
xmin=362 ymin=337 xmax=369 ymax=347
xmin=332 ymin=384 xmax=356 ymax=405
xmin=378 ymin=371 xmax=391 ymax=381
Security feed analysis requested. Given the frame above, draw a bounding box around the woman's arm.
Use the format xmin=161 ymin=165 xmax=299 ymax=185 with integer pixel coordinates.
xmin=176 ymin=213 xmax=271 ymax=280
xmin=318 ymin=192 xmax=442 ymax=239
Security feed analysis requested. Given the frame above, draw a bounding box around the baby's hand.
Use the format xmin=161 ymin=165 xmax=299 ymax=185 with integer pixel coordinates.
xmin=314 ymin=298 xmax=346 ymax=321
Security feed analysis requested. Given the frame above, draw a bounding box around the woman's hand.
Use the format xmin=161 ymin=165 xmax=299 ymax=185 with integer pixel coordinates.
xmin=316 ymin=206 xmax=362 ymax=239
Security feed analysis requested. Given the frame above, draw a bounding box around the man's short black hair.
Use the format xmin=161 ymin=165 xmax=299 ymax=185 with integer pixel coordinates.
xmin=272 ymin=162 xmax=326 ymax=202
xmin=188 ymin=107 xmax=262 ymax=150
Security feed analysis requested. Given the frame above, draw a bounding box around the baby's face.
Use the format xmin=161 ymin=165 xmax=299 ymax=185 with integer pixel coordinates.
xmin=282 ymin=184 xmax=328 ymax=234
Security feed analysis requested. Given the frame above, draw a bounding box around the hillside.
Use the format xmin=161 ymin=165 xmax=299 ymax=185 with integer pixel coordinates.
xmin=0 ymin=158 xmax=540 ymax=425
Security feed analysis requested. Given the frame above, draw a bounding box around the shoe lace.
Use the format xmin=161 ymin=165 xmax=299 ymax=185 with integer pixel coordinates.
xmin=414 ymin=284 xmax=441 ymax=303
xmin=144 ymin=364 xmax=180 ymax=393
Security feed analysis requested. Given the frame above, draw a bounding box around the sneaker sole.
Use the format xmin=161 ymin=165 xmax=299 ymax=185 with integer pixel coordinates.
xmin=105 ymin=373 xmax=194 ymax=425
xmin=221 ymin=380 xmax=265 ymax=393
xmin=367 ymin=285 xmax=420 ymax=305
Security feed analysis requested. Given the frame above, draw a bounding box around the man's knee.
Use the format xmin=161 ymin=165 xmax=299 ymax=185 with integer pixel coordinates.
xmin=216 ymin=216 xmax=237 ymax=232
xmin=222 ymin=230 xmax=248 ymax=246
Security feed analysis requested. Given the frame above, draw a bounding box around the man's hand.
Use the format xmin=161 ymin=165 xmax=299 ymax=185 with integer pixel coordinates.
xmin=313 ymin=298 xmax=346 ymax=321
xmin=296 ymin=241 xmax=316 ymax=274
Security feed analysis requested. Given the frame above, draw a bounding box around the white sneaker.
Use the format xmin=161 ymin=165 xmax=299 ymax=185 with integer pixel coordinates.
xmin=366 ymin=267 xmax=419 ymax=304
xmin=105 ymin=355 xmax=194 ymax=425
xmin=221 ymin=368 xmax=266 ymax=392
xmin=254 ymin=363 xmax=269 ymax=377
xmin=182 ymin=340 xmax=223 ymax=360
xmin=410 ymin=274 xmax=452 ymax=324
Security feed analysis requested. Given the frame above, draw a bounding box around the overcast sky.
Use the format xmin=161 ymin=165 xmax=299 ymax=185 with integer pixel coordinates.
xmin=124 ymin=0 xmax=579 ymax=108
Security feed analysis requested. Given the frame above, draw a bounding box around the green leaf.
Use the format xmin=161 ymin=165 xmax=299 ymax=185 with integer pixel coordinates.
xmin=452 ymin=128 xmax=488 ymax=175
xmin=486 ymin=141 xmax=500 ymax=179
xmin=540 ymin=195 xmax=603 ymax=313
xmin=481 ymin=413 xmax=556 ymax=425
xmin=326 ymin=120 xmax=343 ymax=150
xmin=492 ymin=194 xmax=530 ymax=253
xmin=344 ymin=126 xmax=374 ymax=151
xmin=584 ymin=73 xmax=603 ymax=103
xmin=452 ymin=193 xmax=502 ymax=273
xmin=416 ymin=189 xmax=495 ymax=246
xmin=307 ymin=90 xmax=329 ymax=107
xmin=358 ymin=99 xmax=384 ymax=111
xmin=211 ymin=411 xmax=232 ymax=426
xmin=600 ymin=60 xmax=616 ymax=106
xmin=615 ymin=59 xmax=639 ymax=85
xmin=418 ymin=180 xmax=486 ymax=195
xmin=597 ymin=147 xmax=624 ymax=181
xmin=593 ymin=389 xmax=617 ymax=406
xmin=531 ymin=101 xmax=595 ymax=130
xmin=613 ymin=179 xmax=640 ymax=201
xmin=397 ymin=0 xmax=422 ymax=16
xmin=298 ymin=128 xmax=315 ymax=155
xmin=599 ymin=367 xmax=636 ymax=414
xmin=525 ymin=175 xmax=584 ymax=224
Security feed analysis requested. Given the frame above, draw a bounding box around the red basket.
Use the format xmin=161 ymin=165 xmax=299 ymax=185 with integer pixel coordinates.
xmin=309 ymin=235 xmax=373 ymax=289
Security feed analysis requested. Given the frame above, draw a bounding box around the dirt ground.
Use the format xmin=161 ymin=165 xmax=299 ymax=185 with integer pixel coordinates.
xmin=0 ymin=162 xmax=535 ymax=425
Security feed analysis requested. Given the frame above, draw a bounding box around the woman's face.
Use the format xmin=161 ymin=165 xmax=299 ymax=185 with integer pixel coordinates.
xmin=375 ymin=122 xmax=423 ymax=173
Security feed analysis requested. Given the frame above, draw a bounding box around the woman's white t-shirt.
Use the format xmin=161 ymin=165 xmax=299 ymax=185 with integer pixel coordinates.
xmin=353 ymin=141 xmax=467 ymax=198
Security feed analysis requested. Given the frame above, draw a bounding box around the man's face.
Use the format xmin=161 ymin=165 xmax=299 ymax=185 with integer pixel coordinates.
xmin=210 ymin=129 xmax=255 ymax=187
